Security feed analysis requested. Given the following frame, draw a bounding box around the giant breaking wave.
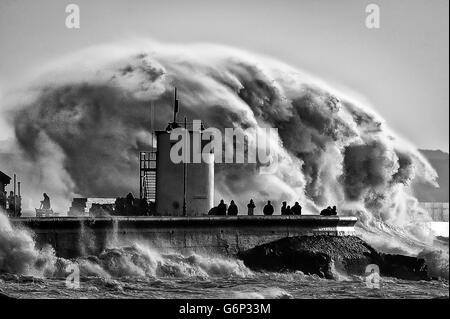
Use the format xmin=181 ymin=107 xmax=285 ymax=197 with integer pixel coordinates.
xmin=0 ymin=40 xmax=442 ymax=254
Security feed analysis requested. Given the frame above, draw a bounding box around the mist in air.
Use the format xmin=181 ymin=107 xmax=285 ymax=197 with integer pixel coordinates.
xmin=0 ymin=40 xmax=440 ymax=253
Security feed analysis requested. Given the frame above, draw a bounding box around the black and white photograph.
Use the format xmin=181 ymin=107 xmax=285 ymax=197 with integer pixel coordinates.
xmin=0 ymin=0 xmax=448 ymax=308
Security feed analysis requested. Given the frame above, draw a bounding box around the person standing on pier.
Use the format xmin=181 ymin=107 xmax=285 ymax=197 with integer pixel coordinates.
xmin=247 ymin=199 xmax=256 ymax=216
xmin=0 ymin=191 xmax=6 ymax=211
xmin=292 ymin=202 xmax=302 ymax=215
xmin=263 ymin=201 xmax=274 ymax=215
xmin=217 ymin=200 xmax=227 ymax=216
xmin=281 ymin=201 xmax=288 ymax=215
xmin=320 ymin=206 xmax=332 ymax=216
xmin=286 ymin=205 xmax=292 ymax=215
xmin=7 ymin=191 xmax=15 ymax=216
xmin=331 ymin=206 xmax=338 ymax=215
xmin=41 ymin=193 xmax=51 ymax=210
xmin=227 ymin=200 xmax=238 ymax=216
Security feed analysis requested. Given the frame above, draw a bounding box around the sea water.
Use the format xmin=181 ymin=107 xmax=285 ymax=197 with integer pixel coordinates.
xmin=0 ymin=243 xmax=448 ymax=299
xmin=0 ymin=266 xmax=448 ymax=299
xmin=0 ymin=213 xmax=448 ymax=299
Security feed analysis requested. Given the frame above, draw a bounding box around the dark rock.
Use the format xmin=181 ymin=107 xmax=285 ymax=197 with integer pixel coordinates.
xmin=379 ymin=253 xmax=429 ymax=281
xmin=237 ymin=235 xmax=431 ymax=281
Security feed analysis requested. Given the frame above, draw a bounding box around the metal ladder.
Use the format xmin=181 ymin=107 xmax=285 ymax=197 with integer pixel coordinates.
xmin=140 ymin=151 xmax=157 ymax=202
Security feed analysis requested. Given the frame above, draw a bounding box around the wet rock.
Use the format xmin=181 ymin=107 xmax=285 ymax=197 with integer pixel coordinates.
xmin=237 ymin=236 xmax=431 ymax=281
xmin=379 ymin=254 xmax=429 ymax=281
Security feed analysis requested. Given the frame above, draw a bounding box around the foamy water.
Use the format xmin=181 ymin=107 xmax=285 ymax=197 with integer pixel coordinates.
xmin=1 ymin=270 xmax=448 ymax=299
xmin=0 ymin=211 xmax=448 ymax=299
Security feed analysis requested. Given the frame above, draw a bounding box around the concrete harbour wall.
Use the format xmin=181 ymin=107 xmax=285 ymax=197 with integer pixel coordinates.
xmin=11 ymin=215 xmax=357 ymax=258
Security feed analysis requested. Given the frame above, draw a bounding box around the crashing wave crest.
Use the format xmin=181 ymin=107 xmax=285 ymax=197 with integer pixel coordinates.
xmin=0 ymin=210 xmax=251 ymax=280
xmin=0 ymin=40 xmax=442 ymax=254
xmin=77 ymin=243 xmax=252 ymax=279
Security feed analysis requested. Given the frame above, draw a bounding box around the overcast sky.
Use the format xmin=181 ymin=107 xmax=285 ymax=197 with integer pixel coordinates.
xmin=0 ymin=0 xmax=448 ymax=151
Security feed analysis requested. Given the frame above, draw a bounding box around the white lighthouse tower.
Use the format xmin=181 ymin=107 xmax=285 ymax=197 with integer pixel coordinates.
xmin=154 ymin=89 xmax=214 ymax=216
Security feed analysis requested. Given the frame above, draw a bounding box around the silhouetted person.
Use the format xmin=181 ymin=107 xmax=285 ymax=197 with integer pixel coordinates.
xmin=247 ymin=199 xmax=256 ymax=216
xmin=286 ymin=205 xmax=292 ymax=215
xmin=208 ymin=206 xmax=218 ymax=216
xmin=124 ymin=193 xmax=135 ymax=215
xmin=292 ymin=202 xmax=302 ymax=215
xmin=148 ymin=201 xmax=156 ymax=216
xmin=263 ymin=201 xmax=274 ymax=216
xmin=7 ymin=191 xmax=15 ymax=216
xmin=281 ymin=201 xmax=288 ymax=215
xmin=320 ymin=206 xmax=332 ymax=216
xmin=126 ymin=193 xmax=134 ymax=206
xmin=40 ymin=193 xmax=51 ymax=210
xmin=139 ymin=199 xmax=149 ymax=216
xmin=114 ymin=197 xmax=126 ymax=216
xmin=228 ymin=200 xmax=238 ymax=216
xmin=217 ymin=200 xmax=227 ymax=216
xmin=0 ymin=191 xmax=6 ymax=210
xmin=331 ymin=206 xmax=337 ymax=215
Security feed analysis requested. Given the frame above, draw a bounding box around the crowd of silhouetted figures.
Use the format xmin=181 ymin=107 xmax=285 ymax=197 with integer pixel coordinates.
xmin=90 ymin=195 xmax=338 ymax=217
xmin=208 ymin=199 xmax=338 ymax=216
xmin=71 ymin=192 xmax=338 ymax=217
xmin=0 ymin=191 xmax=21 ymax=217
xmin=113 ymin=193 xmax=155 ymax=216
xmin=85 ymin=193 xmax=155 ymax=217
